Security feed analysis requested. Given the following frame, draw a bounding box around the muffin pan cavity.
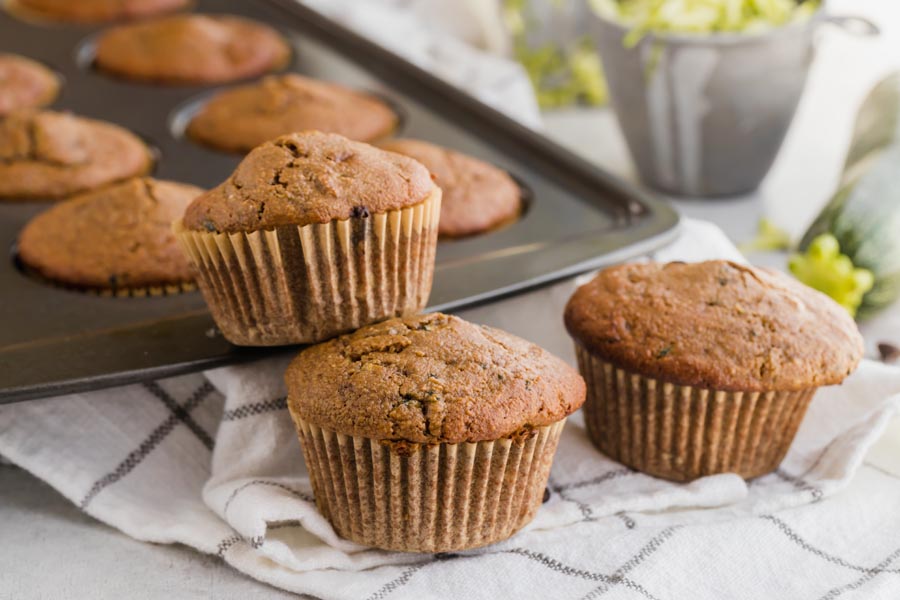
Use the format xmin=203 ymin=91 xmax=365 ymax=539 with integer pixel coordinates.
xmin=0 ymin=0 xmax=678 ymax=402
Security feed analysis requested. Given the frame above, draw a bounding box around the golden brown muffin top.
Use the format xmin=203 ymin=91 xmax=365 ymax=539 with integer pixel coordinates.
xmin=186 ymin=74 xmax=398 ymax=153
xmin=16 ymin=0 xmax=188 ymax=22
xmin=0 ymin=110 xmax=152 ymax=200
xmin=286 ymin=313 xmax=585 ymax=444
xmin=94 ymin=14 xmax=290 ymax=85
xmin=18 ymin=177 xmax=202 ymax=290
xmin=182 ymin=131 xmax=436 ymax=233
xmin=564 ymin=260 xmax=864 ymax=392
xmin=378 ymin=138 xmax=521 ymax=238
xmin=0 ymin=54 xmax=59 ymax=116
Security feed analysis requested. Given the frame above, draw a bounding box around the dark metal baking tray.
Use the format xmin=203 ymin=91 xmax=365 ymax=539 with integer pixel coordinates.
xmin=0 ymin=0 xmax=679 ymax=403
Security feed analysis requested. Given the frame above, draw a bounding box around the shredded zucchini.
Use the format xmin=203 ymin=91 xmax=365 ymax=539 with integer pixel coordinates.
xmin=504 ymin=1 xmax=608 ymax=108
xmin=788 ymin=234 xmax=875 ymax=317
xmin=590 ymin=0 xmax=820 ymax=46
xmin=739 ymin=218 xmax=792 ymax=254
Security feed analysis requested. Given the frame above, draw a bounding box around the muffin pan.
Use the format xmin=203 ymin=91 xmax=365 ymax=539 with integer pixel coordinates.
xmin=0 ymin=0 xmax=679 ymax=403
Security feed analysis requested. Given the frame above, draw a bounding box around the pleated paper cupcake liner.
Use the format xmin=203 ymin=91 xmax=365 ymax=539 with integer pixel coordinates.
xmin=293 ymin=418 xmax=566 ymax=553
xmin=175 ymin=189 xmax=440 ymax=346
xmin=575 ymin=345 xmax=816 ymax=482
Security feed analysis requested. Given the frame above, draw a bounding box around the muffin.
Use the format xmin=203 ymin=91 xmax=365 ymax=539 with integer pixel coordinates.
xmin=18 ymin=177 xmax=201 ymax=295
xmin=94 ymin=14 xmax=291 ymax=85
xmin=175 ymin=131 xmax=441 ymax=346
xmin=564 ymin=260 xmax=864 ymax=482
xmin=286 ymin=312 xmax=585 ymax=552
xmin=14 ymin=0 xmax=188 ymax=22
xmin=0 ymin=54 xmax=59 ymax=116
xmin=186 ymin=74 xmax=398 ymax=154
xmin=0 ymin=110 xmax=153 ymax=201
xmin=378 ymin=138 xmax=521 ymax=238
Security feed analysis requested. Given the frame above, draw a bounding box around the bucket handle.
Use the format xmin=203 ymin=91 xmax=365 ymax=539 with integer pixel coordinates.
xmin=822 ymin=15 xmax=880 ymax=37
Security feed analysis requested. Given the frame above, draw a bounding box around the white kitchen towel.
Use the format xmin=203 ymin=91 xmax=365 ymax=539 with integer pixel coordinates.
xmin=2 ymin=219 xmax=900 ymax=599
xmin=299 ymin=0 xmax=542 ymax=129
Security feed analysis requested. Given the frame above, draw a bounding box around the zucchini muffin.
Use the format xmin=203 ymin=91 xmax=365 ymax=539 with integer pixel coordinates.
xmin=94 ymin=14 xmax=290 ymax=85
xmin=378 ymin=138 xmax=521 ymax=238
xmin=18 ymin=177 xmax=202 ymax=295
xmin=0 ymin=54 xmax=59 ymax=116
xmin=176 ymin=131 xmax=441 ymax=346
xmin=564 ymin=260 xmax=864 ymax=482
xmin=14 ymin=0 xmax=188 ymax=22
xmin=286 ymin=312 xmax=585 ymax=552
xmin=0 ymin=110 xmax=153 ymax=201
xmin=186 ymin=74 xmax=397 ymax=154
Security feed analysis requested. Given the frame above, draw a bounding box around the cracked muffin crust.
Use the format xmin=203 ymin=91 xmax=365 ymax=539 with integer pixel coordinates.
xmin=15 ymin=0 xmax=188 ymax=22
xmin=94 ymin=14 xmax=290 ymax=85
xmin=286 ymin=312 xmax=586 ymax=444
xmin=378 ymin=138 xmax=521 ymax=238
xmin=186 ymin=74 xmax=398 ymax=153
xmin=18 ymin=177 xmax=202 ymax=291
xmin=0 ymin=54 xmax=59 ymax=116
xmin=288 ymin=313 xmax=581 ymax=551
xmin=175 ymin=131 xmax=440 ymax=346
xmin=0 ymin=110 xmax=153 ymax=200
xmin=565 ymin=260 xmax=863 ymax=392
xmin=566 ymin=260 xmax=865 ymax=482
xmin=182 ymin=131 xmax=436 ymax=233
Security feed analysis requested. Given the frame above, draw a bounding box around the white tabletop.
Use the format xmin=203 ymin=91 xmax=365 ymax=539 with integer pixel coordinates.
xmin=3 ymin=0 xmax=900 ymax=597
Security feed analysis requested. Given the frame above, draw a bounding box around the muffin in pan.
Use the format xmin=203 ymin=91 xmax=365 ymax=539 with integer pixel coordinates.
xmin=13 ymin=0 xmax=188 ymax=23
xmin=186 ymin=74 xmax=398 ymax=154
xmin=564 ymin=260 xmax=864 ymax=482
xmin=378 ymin=138 xmax=521 ymax=238
xmin=18 ymin=177 xmax=202 ymax=295
xmin=0 ymin=54 xmax=59 ymax=116
xmin=94 ymin=14 xmax=290 ymax=85
xmin=175 ymin=131 xmax=441 ymax=346
xmin=0 ymin=110 xmax=153 ymax=201
xmin=286 ymin=312 xmax=586 ymax=552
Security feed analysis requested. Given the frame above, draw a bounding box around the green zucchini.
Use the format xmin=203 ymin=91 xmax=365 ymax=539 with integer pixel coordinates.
xmin=798 ymin=73 xmax=900 ymax=320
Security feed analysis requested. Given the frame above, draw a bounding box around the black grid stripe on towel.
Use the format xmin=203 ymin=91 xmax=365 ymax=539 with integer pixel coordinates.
xmin=143 ymin=381 xmax=215 ymax=450
xmin=223 ymin=479 xmax=315 ymax=518
xmin=221 ymin=397 xmax=288 ymax=421
xmin=79 ymin=381 xmax=215 ymax=508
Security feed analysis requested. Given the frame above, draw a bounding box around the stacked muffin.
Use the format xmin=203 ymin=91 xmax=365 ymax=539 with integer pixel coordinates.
xmin=176 ymin=131 xmax=442 ymax=345
xmin=286 ymin=313 xmax=584 ymax=552
xmin=171 ymin=130 xmax=584 ymax=553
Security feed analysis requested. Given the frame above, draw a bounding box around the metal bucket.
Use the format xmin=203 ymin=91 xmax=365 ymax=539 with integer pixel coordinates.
xmin=590 ymin=9 xmax=879 ymax=197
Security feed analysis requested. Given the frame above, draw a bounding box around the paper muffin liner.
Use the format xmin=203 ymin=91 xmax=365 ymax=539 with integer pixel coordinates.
xmin=575 ymin=345 xmax=816 ymax=482
xmin=174 ymin=189 xmax=440 ymax=346
xmin=293 ymin=418 xmax=566 ymax=553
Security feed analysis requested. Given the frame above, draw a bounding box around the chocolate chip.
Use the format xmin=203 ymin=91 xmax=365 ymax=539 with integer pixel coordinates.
xmin=542 ymin=487 xmax=551 ymax=503
xmin=878 ymin=342 xmax=900 ymax=364
xmin=350 ymin=205 xmax=370 ymax=219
